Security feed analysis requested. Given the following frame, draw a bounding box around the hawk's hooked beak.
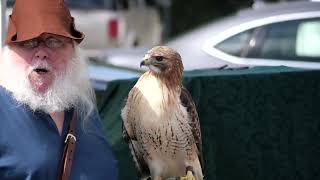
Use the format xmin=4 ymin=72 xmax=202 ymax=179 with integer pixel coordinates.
xmin=140 ymin=61 xmax=145 ymax=67
xmin=140 ymin=54 xmax=151 ymax=67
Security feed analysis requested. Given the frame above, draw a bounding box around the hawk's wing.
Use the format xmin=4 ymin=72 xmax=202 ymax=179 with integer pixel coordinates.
xmin=122 ymin=100 xmax=150 ymax=179
xmin=180 ymin=86 xmax=204 ymax=168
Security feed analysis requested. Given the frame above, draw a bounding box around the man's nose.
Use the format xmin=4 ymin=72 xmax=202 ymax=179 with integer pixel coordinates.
xmin=34 ymin=48 xmax=49 ymax=60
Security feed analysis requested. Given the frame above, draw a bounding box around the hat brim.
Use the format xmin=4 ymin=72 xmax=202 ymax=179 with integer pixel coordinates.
xmin=6 ymin=16 xmax=85 ymax=44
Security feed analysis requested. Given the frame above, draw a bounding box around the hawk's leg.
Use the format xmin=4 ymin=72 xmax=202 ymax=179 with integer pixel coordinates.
xmin=179 ymin=166 xmax=196 ymax=180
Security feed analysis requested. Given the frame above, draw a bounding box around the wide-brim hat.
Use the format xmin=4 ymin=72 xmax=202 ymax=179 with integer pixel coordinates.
xmin=6 ymin=0 xmax=85 ymax=44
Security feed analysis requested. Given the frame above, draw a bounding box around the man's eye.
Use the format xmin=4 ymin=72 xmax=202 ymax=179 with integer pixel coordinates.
xmin=21 ymin=40 xmax=38 ymax=48
xmin=46 ymin=38 xmax=63 ymax=48
xmin=155 ymin=56 xmax=163 ymax=62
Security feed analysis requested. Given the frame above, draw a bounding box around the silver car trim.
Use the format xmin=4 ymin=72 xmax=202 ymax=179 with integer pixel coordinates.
xmin=203 ymin=46 xmax=320 ymax=69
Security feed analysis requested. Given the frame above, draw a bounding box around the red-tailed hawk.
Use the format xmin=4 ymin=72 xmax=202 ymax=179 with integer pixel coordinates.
xmin=121 ymin=46 xmax=203 ymax=180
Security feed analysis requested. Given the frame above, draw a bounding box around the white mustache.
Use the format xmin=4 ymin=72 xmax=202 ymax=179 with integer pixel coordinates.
xmin=29 ymin=60 xmax=52 ymax=73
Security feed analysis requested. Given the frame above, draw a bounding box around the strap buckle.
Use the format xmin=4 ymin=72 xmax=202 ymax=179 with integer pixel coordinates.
xmin=65 ymin=133 xmax=77 ymax=143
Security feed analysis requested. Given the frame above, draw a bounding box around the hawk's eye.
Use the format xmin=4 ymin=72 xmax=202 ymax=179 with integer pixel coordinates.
xmin=155 ymin=56 xmax=164 ymax=62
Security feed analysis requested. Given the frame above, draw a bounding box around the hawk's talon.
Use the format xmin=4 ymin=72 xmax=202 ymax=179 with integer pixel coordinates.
xmin=154 ymin=176 xmax=162 ymax=180
xmin=179 ymin=170 xmax=196 ymax=180
xmin=185 ymin=166 xmax=194 ymax=174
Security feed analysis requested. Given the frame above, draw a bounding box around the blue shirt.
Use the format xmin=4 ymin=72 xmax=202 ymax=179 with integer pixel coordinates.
xmin=0 ymin=86 xmax=118 ymax=180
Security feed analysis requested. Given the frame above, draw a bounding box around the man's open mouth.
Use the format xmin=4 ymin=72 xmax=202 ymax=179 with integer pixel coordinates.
xmin=34 ymin=68 xmax=49 ymax=74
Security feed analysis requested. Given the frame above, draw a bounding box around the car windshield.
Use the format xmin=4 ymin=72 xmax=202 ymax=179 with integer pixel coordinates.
xmin=6 ymin=0 xmax=115 ymax=9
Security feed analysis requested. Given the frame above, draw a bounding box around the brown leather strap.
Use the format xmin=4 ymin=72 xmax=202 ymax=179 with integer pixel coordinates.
xmin=58 ymin=111 xmax=77 ymax=180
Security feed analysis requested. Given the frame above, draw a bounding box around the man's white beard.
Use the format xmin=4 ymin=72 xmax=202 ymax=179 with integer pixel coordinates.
xmin=0 ymin=46 xmax=95 ymax=118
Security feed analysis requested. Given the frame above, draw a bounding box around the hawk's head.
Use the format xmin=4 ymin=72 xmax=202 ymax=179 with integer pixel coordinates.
xmin=140 ymin=46 xmax=184 ymax=75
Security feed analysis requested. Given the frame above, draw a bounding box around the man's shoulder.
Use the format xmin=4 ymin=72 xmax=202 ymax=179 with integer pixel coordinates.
xmin=0 ymin=86 xmax=13 ymax=101
xmin=81 ymin=108 xmax=101 ymax=130
xmin=0 ymin=85 xmax=24 ymax=116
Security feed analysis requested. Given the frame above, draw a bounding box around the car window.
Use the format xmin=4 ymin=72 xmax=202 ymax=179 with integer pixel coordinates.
xmin=296 ymin=20 xmax=320 ymax=58
xmin=249 ymin=18 xmax=320 ymax=62
xmin=215 ymin=30 xmax=254 ymax=57
xmin=6 ymin=0 xmax=115 ymax=9
xmin=6 ymin=0 xmax=15 ymax=7
xmin=65 ymin=0 xmax=114 ymax=9
xmin=256 ymin=20 xmax=299 ymax=60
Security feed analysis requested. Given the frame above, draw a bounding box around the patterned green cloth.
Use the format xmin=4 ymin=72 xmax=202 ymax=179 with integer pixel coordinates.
xmin=97 ymin=66 xmax=320 ymax=180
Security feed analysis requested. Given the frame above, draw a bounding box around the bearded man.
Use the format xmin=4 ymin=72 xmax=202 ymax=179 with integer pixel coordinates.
xmin=0 ymin=0 xmax=118 ymax=180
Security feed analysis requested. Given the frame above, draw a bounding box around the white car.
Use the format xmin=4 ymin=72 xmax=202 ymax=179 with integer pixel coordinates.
xmin=87 ymin=1 xmax=320 ymax=88
xmin=202 ymin=1 xmax=320 ymax=69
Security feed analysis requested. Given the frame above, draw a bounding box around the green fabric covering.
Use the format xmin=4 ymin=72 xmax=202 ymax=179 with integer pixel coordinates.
xmin=96 ymin=66 xmax=320 ymax=180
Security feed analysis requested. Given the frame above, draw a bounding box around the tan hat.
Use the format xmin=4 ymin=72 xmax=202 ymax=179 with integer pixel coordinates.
xmin=6 ymin=0 xmax=85 ymax=44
